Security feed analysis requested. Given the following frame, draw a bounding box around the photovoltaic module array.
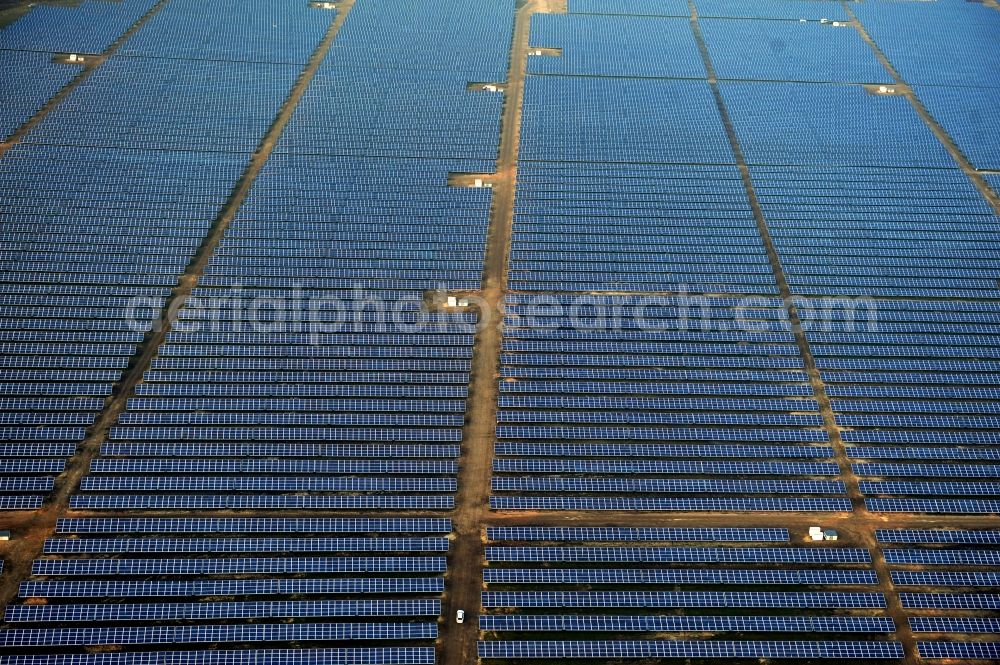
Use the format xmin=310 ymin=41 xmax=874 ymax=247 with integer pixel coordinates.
xmin=3 ymin=518 xmax=451 ymax=652
xmin=1 ymin=0 xmax=1000 ymax=663
xmin=497 ymin=0 xmax=1000 ymax=520
xmin=71 ymin=0 xmax=514 ymax=514
xmin=878 ymin=530 xmax=1000 ymax=658
xmin=0 ymin=0 xmax=268 ymax=510
xmin=493 ymin=294 xmax=842 ymax=512
xmin=0 ymin=0 xmax=514 ymax=661
xmin=484 ymin=0 xmax=1000 ymax=658
xmin=478 ymin=528 xmax=901 ymax=659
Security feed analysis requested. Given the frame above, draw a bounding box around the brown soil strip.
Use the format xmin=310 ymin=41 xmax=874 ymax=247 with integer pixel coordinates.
xmin=438 ymin=2 xmax=539 ymax=664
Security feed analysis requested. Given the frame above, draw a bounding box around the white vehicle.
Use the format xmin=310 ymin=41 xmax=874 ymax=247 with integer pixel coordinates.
xmin=455 ymin=609 xmax=465 ymax=624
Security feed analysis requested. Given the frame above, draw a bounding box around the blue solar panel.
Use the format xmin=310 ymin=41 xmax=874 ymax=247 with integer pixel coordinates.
xmin=486 ymin=546 xmax=871 ymax=564
xmin=853 ymin=0 xmax=1000 ymax=88
xmin=877 ymin=530 xmax=1000 ymax=545
xmin=497 ymin=396 xmax=812 ymax=413
xmin=485 ymin=527 xmax=788 ymax=542
xmin=501 ymin=354 xmax=803 ymax=371
xmin=0 ymin=52 xmax=82 ymax=140
xmin=69 ymin=495 xmax=455 ymax=510
xmin=861 ymin=481 xmax=1000 ymax=496
xmin=0 ymin=497 xmax=43 ymax=510
xmin=0 ymin=0 xmax=158 ymax=53
xmin=78 ymin=476 xmax=457 ymax=492
xmin=491 ymin=478 xmax=845 ymax=494
xmin=484 ymin=568 xmax=877 ymax=586
xmin=918 ymin=642 xmax=1000 ymax=660
xmin=275 ymin=69 xmax=501 ymax=160
xmin=20 ymin=577 xmax=443 ymax=598
xmin=0 ymin=0 xmax=496 ymax=537
xmin=118 ymin=0 xmax=333 ymax=64
xmin=492 ymin=460 xmax=839 ymax=475
xmin=901 ymin=593 xmax=1000 ymax=610
xmin=852 ymin=447 xmax=1000 ymax=461
xmin=477 ymin=641 xmax=904 ymax=659
xmin=702 ymin=19 xmax=888 ymax=84
xmin=106 ymin=426 xmax=463 ymax=442
xmin=6 ymin=600 xmax=440 ymax=623
xmin=0 ymin=623 xmax=436 ymax=647
xmin=502 ymin=367 xmax=811 ymax=383
xmin=0 ymin=649 xmax=436 ymax=665
xmin=490 ymin=497 xmax=853 ymax=511
xmin=892 ymin=571 xmax=1000 ymax=587
xmin=867 ymin=499 xmax=1000 ymax=514
xmin=33 ymin=557 xmax=447 ymax=576
xmin=482 ymin=591 xmax=886 ymax=609
xmin=25 ymin=58 xmax=300 ymax=153
xmin=480 ymin=614 xmax=894 ymax=633
xmin=567 ymin=0 xmax=690 ymax=17
xmin=44 ymin=537 xmax=449 ymax=554
xmin=0 ymin=444 xmax=74 ymax=457
xmin=495 ymin=443 xmax=832 ymax=459
xmin=500 ymin=381 xmax=811 ymax=397
xmin=910 ymin=617 xmax=1000 ymax=634
xmin=520 ymin=78 xmax=735 ymax=164
xmin=0 ymin=478 xmax=53 ymax=493
xmin=883 ymin=549 xmax=1000 ymax=566
xmin=134 ymin=383 xmax=466 ymax=398
xmin=100 ymin=443 xmax=461 ymax=458
xmin=4 ymin=9 xmax=990 ymax=665
xmin=695 ymin=0 xmax=849 ymax=20
xmin=528 ymin=14 xmax=705 ymax=78
xmin=56 ymin=518 xmax=452 ymax=534
xmin=496 ymin=426 xmax=828 ymax=443
xmin=916 ymin=85 xmax=1000 ymax=170
xmin=723 ymin=83 xmax=954 ymax=168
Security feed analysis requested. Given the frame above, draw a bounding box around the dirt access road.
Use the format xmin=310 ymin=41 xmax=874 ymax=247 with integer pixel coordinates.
xmin=437 ymin=1 xmax=551 ymax=664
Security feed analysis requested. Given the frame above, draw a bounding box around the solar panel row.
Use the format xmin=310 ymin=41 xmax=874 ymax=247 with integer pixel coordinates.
xmin=877 ymin=529 xmax=1000 ymax=545
xmin=10 ymin=525 xmax=449 ymax=649
xmin=33 ymin=557 xmax=447 ymax=576
xmin=44 ymin=537 xmax=450 ymax=554
xmin=0 ymin=623 xmax=437 ymax=648
xmin=6 ymin=600 xmax=440 ymax=623
xmin=0 ymin=650 xmax=436 ymax=665
xmin=483 ymin=591 xmax=886 ymax=609
xmin=20 ymin=578 xmax=444 ymax=598
xmin=484 ymin=568 xmax=878 ymax=586
xmin=486 ymin=546 xmax=871 ymax=563
xmin=485 ymin=527 xmax=788 ymax=542
xmin=478 ymin=641 xmax=904 ymax=659
xmin=480 ymin=615 xmax=894 ymax=633
xmin=490 ymin=497 xmax=853 ymax=512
